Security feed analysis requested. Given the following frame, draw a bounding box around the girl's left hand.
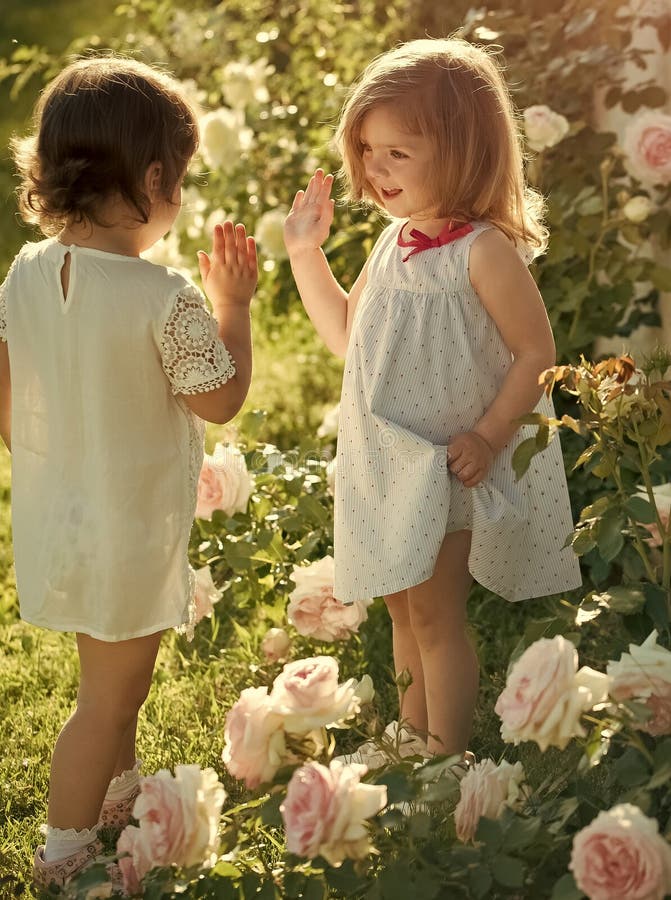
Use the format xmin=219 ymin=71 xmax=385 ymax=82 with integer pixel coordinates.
xmin=447 ymin=431 xmax=495 ymax=487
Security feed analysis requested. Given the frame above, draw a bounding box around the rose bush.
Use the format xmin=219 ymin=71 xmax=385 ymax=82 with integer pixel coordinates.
xmin=608 ymin=631 xmax=671 ymax=736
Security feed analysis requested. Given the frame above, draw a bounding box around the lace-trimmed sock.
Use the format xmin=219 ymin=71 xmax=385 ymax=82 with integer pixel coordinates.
xmin=43 ymin=824 xmax=100 ymax=863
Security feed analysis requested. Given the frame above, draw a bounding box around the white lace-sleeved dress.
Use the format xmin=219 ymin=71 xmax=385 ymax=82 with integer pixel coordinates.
xmin=0 ymin=238 xmax=235 ymax=641
xmin=334 ymin=221 xmax=583 ymax=603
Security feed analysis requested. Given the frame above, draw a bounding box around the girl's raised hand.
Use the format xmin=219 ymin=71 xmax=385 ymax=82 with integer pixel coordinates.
xmin=284 ymin=169 xmax=335 ymax=256
xmin=198 ymin=221 xmax=257 ymax=309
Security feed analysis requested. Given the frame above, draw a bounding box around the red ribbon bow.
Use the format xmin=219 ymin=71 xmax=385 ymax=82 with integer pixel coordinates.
xmin=398 ymin=220 xmax=473 ymax=262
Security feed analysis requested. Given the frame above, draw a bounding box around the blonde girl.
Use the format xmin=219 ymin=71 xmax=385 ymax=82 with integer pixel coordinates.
xmin=284 ymin=38 xmax=581 ymax=764
xmin=0 ymin=56 xmax=256 ymax=887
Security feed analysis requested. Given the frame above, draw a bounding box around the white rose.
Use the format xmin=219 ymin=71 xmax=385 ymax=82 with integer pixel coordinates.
xmin=455 ymin=759 xmax=527 ymax=843
xmin=199 ymin=107 xmax=253 ymax=170
xmin=608 ymin=631 xmax=671 ymax=736
xmin=221 ymin=58 xmax=272 ymax=109
xmin=325 ymin=458 xmax=337 ymax=495
xmin=256 ymin=208 xmax=289 ymax=260
xmin=222 ymin=686 xmax=289 ymax=789
xmin=193 ymin=565 xmax=222 ymax=624
xmin=317 ymin=403 xmax=340 ymax=439
xmin=622 ymin=195 xmax=655 ymax=223
xmin=523 ymin=105 xmax=570 ymax=152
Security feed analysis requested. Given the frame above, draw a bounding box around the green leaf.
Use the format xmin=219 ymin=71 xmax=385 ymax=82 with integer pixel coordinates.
xmin=474 ymin=816 xmax=504 ymax=851
xmin=595 ymin=513 xmax=625 ymax=561
xmin=501 ymin=815 xmax=541 ymax=851
xmin=626 ymin=495 xmax=658 ymax=524
xmin=491 ymin=854 xmax=525 ymax=888
xmin=650 ymin=265 xmax=671 ymax=291
xmin=644 ymin=583 xmax=670 ymax=631
xmin=551 ymin=873 xmax=583 ymax=900
xmin=513 ymin=436 xmax=541 ymax=479
xmin=469 ymin=866 xmax=493 ymax=899
xmin=604 ymin=585 xmax=647 ymax=614
xmin=572 ymin=528 xmax=597 ymax=556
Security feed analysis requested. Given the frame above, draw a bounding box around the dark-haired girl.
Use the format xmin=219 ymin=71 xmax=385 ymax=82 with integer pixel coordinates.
xmin=0 ymin=55 xmax=256 ymax=887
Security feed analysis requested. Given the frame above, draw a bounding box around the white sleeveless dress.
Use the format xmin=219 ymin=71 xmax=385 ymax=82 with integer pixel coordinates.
xmin=0 ymin=238 xmax=235 ymax=641
xmin=333 ymin=221 xmax=582 ymax=603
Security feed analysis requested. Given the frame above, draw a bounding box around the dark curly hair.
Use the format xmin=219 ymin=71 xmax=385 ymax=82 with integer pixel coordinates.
xmin=12 ymin=55 xmax=199 ymax=235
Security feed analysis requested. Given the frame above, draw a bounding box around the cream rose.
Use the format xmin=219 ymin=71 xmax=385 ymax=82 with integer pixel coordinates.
xmin=494 ymin=636 xmax=610 ymax=751
xmin=222 ymin=685 xmax=289 ymax=789
xmin=596 ymin=373 xmax=643 ymax=421
xmin=199 ymin=107 xmax=253 ymax=170
xmin=523 ymin=105 xmax=570 ymax=152
xmin=623 ymin=195 xmax=655 ymax=223
xmin=454 ymin=759 xmax=527 ymax=843
xmin=570 ymin=804 xmax=671 ymax=900
xmin=256 ymin=207 xmax=290 ymax=260
xmin=220 ymin=58 xmax=272 ymax=109
xmin=623 ymin=111 xmax=671 ymax=186
xmin=607 ymin=630 xmax=671 ymax=735
xmin=195 ymin=443 xmax=253 ymax=520
xmin=117 ymin=764 xmax=225 ymax=884
xmin=288 ymin=556 xmax=372 ymax=641
xmin=317 ymin=403 xmax=340 ymax=439
xmin=281 ymin=760 xmax=387 ymax=866
xmin=269 ymin=655 xmax=361 ymax=734
xmin=261 ymin=627 xmax=291 ymax=663
xmin=193 ymin=564 xmax=223 ymax=624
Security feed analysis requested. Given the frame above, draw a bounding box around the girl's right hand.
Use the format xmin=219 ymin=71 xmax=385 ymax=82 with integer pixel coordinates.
xmin=198 ymin=221 xmax=257 ymax=309
xmin=284 ymin=169 xmax=335 ymax=256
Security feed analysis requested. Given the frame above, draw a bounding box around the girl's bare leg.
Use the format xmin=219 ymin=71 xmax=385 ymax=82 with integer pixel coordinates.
xmin=384 ymin=589 xmax=428 ymax=736
xmin=47 ymin=630 xmax=163 ymax=830
xmin=407 ymin=531 xmax=477 ymax=756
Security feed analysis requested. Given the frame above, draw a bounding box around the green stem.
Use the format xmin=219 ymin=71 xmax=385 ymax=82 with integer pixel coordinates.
xmin=603 ymin=437 xmax=657 ymax=583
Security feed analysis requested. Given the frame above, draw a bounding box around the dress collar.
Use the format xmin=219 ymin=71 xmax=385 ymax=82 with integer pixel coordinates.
xmin=397 ymin=220 xmax=473 ymax=262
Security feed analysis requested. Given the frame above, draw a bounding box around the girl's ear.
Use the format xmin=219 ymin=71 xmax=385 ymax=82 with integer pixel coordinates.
xmin=144 ymin=161 xmax=163 ymax=197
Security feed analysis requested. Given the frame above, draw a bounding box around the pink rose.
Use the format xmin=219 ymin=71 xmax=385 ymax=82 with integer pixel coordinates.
xmin=261 ymin=627 xmax=291 ymax=663
xmin=116 ymin=826 xmax=148 ymax=894
xmin=195 ymin=443 xmax=252 ymax=520
xmin=117 ymin=764 xmax=225 ymax=880
xmin=222 ymin=686 xmax=288 ymax=789
xmin=269 ymin=656 xmax=361 ymax=735
xmin=494 ymin=636 xmax=610 ymax=751
xmin=570 ymin=804 xmax=671 ymax=900
xmin=608 ymin=631 xmax=671 ymax=736
xmin=623 ymin=112 xmax=671 ymax=186
xmin=454 ymin=759 xmax=527 ymax=843
xmin=288 ymin=557 xmax=371 ymax=641
xmin=193 ymin=565 xmax=222 ymax=624
xmin=281 ymin=760 xmax=387 ymax=866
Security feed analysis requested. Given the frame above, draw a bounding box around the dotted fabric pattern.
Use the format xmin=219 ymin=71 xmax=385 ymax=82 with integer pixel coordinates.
xmin=334 ymin=221 xmax=583 ymax=604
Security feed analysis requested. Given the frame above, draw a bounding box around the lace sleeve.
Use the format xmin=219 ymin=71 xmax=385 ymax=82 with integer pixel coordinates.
xmin=160 ymin=285 xmax=236 ymax=395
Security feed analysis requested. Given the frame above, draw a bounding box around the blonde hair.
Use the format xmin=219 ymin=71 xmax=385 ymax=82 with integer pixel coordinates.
xmin=336 ymin=37 xmax=547 ymax=255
